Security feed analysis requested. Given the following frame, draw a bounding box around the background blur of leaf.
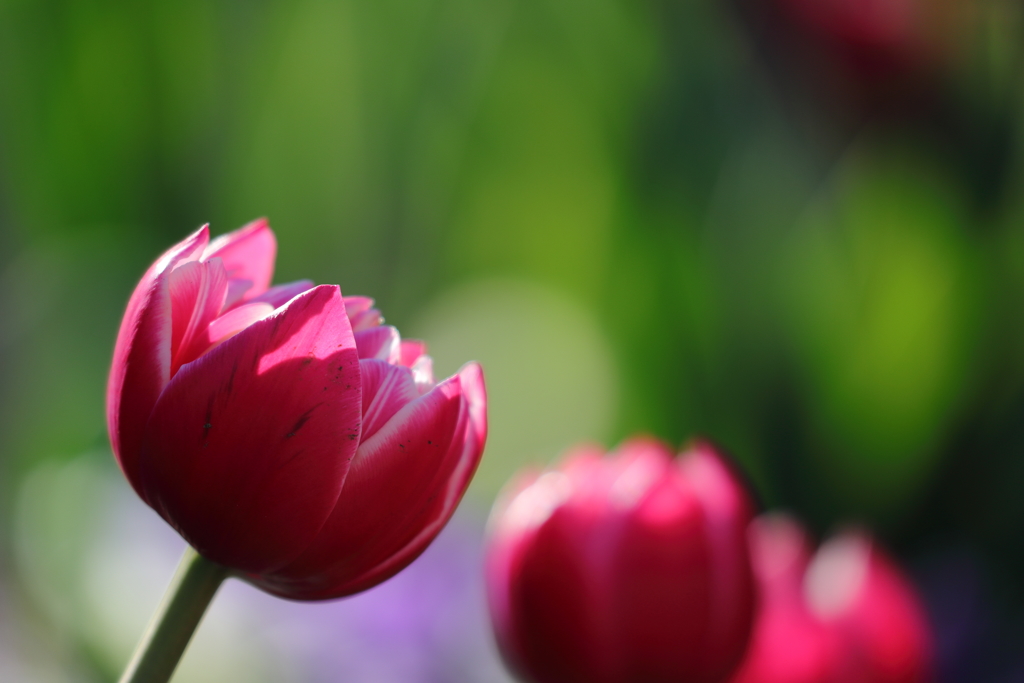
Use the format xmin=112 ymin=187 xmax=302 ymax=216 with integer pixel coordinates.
xmin=2 ymin=0 xmax=1024 ymax=679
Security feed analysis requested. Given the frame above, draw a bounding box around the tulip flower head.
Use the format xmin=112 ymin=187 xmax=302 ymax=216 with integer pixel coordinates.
xmin=730 ymin=514 xmax=934 ymax=683
xmin=107 ymin=221 xmax=486 ymax=599
xmin=773 ymin=0 xmax=965 ymax=81
xmin=486 ymin=439 xmax=758 ymax=683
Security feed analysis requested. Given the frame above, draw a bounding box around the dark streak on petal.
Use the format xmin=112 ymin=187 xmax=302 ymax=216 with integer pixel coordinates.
xmin=225 ymin=359 xmax=239 ymax=395
xmin=285 ymin=403 xmax=323 ymax=439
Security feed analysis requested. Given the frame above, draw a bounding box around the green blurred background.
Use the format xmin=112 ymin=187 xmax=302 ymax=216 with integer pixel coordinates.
xmin=2 ymin=0 xmax=1024 ymax=680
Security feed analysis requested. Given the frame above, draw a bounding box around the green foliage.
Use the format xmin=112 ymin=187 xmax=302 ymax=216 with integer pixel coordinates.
xmin=3 ymin=6 xmax=1024 ymax=658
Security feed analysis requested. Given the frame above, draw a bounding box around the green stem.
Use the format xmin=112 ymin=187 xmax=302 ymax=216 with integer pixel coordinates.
xmin=118 ymin=547 xmax=228 ymax=683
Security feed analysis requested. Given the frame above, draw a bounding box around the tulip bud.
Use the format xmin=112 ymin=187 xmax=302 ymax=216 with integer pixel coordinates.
xmin=107 ymin=221 xmax=487 ymax=599
xmin=730 ymin=514 xmax=934 ymax=683
xmin=485 ymin=439 xmax=757 ymax=683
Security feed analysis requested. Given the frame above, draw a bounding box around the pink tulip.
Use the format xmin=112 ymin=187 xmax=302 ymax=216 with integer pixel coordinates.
xmin=107 ymin=221 xmax=486 ymax=599
xmin=730 ymin=514 xmax=934 ymax=683
xmin=485 ymin=439 xmax=757 ymax=683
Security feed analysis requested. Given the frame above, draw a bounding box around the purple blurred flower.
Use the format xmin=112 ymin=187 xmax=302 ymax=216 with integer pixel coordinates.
xmin=261 ymin=510 xmax=513 ymax=683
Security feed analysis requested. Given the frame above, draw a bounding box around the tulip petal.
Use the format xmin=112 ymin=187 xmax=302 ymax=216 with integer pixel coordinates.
xmin=201 ymin=301 xmax=276 ymax=352
xmin=321 ymin=362 xmax=487 ymax=595
xmin=399 ymin=340 xmax=426 ymax=367
xmin=223 ymin=278 xmax=254 ymax=310
xmin=353 ymin=325 xmax=401 ymax=362
xmin=604 ymin=439 xmax=673 ymax=511
xmin=613 ymin=475 xmax=713 ymax=680
xmin=250 ymin=279 xmax=315 ymax=309
xmin=410 ymin=355 xmax=434 ymax=393
xmin=507 ymin=501 xmax=623 ymax=683
xmin=202 ymin=218 xmax=276 ymax=299
xmin=167 ymin=258 xmax=230 ymax=374
xmin=485 ymin=472 xmax=543 ymax=680
xmin=359 ymin=360 xmax=420 ymax=441
xmin=398 ymin=340 xmax=434 ymax=392
xmin=344 ymin=296 xmax=383 ymax=331
xmin=138 ymin=284 xmax=361 ymax=573
xmin=748 ymin=513 xmax=814 ymax=590
xmin=255 ymin=362 xmax=486 ymax=599
xmin=837 ymin=540 xmax=933 ymax=682
xmin=107 ymin=225 xmax=210 ymax=497
xmin=677 ymin=443 xmax=757 ymax=676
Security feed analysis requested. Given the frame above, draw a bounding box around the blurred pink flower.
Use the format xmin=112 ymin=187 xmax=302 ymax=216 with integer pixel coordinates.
xmin=729 ymin=514 xmax=934 ymax=683
xmin=776 ymin=0 xmax=965 ymax=80
xmin=485 ymin=438 xmax=757 ymax=683
xmin=107 ymin=220 xmax=486 ymax=599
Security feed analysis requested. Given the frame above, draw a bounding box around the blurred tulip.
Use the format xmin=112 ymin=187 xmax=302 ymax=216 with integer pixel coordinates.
xmin=485 ymin=438 xmax=757 ymax=683
xmin=730 ymin=514 xmax=934 ymax=683
xmin=774 ymin=0 xmax=965 ymax=80
xmin=107 ymin=221 xmax=487 ymax=599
